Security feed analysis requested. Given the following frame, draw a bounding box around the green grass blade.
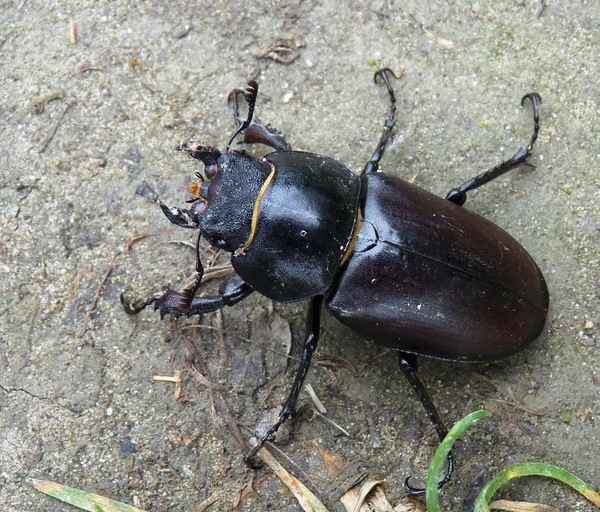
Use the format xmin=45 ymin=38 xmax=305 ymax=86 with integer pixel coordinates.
xmin=425 ymin=409 xmax=490 ymax=511
xmin=473 ymin=462 xmax=600 ymax=511
xmin=29 ymin=479 xmax=146 ymax=512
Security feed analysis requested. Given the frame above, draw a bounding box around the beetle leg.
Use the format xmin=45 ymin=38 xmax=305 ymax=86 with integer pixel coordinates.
xmin=244 ymin=295 xmax=323 ymax=468
xmin=121 ymin=272 xmax=254 ymax=318
xmin=362 ymin=68 xmax=399 ymax=175
xmin=237 ymin=121 xmax=292 ymax=152
xmin=445 ymin=92 xmax=542 ymax=206
xmin=156 ymin=272 xmax=253 ymax=318
xmin=227 ymin=84 xmax=292 ymax=152
xmin=158 ymin=200 xmax=201 ymax=229
xmin=122 ymin=232 xmax=254 ymax=317
xmin=398 ymin=353 xmax=455 ymax=496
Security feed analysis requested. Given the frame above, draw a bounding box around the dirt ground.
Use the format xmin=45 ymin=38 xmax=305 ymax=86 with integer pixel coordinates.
xmin=1 ymin=1 xmax=599 ymax=511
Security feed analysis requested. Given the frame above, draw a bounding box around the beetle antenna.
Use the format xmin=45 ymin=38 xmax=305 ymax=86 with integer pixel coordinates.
xmin=226 ymin=80 xmax=259 ymax=151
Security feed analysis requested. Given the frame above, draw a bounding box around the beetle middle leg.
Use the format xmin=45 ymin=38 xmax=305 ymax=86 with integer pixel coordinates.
xmin=244 ymin=295 xmax=324 ymax=467
xmin=362 ymin=68 xmax=400 ymax=175
xmin=445 ymin=92 xmax=542 ymax=206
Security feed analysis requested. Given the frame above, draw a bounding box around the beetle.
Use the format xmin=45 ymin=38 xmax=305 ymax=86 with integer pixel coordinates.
xmin=122 ymin=69 xmax=548 ymax=494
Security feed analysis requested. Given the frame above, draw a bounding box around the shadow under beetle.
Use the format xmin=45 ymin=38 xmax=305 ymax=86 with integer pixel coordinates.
xmin=122 ymin=69 xmax=548 ymax=494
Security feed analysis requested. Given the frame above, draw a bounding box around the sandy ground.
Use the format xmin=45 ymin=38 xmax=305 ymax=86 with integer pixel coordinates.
xmin=1 ymin=1 xmax=599 ymax=511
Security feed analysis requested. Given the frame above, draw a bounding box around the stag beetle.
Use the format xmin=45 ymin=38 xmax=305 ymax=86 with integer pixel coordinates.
xmin=122 ymin=70 xmax=548 ymax=494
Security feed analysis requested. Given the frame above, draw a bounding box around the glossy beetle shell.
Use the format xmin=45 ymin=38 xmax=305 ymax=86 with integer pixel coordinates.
xmin=326 ymin=172 xmax=549 ymax=362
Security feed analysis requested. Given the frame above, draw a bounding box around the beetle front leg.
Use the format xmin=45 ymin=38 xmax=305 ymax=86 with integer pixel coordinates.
xmin=122 ymin=272 xmax=254 ymax=318
xmin=227 ymin=84 xmax=292 ymax=152
xmin=158 ymin=200 xmax=202 ymax=229
xmin=244 ymin=295 xmax=323 ymax=467
xmin=122 ymin=228 xmax=253 ymax=318
xmin=398 ymin=353 xmax=455 ymax=496
xmin=446 ymin=93 xmax=542 ymax=206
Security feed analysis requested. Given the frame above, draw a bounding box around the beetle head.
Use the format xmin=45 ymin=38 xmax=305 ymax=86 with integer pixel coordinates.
xmin=175 ymin=81 xmax=269 ymax=253
xmin=178 ymin=141 xmax=271 ymax=253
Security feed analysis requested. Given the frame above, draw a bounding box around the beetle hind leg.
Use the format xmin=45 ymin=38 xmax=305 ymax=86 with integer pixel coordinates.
xmin=399 ymin=353 xmax=455 ymax=496
xmin=445 ymin=92 xmax=542 ymax=206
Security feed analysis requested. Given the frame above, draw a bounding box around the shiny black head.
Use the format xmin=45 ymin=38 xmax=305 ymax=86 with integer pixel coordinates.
xmin=177 ymin=139 xmax=271 ymax=253
xmin=175 ymin=81 xmax=272 ymax=253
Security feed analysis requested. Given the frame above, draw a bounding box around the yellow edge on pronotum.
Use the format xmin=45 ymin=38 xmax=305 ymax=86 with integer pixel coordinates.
xmin=234 ymin=160 xmax=277 ymax=257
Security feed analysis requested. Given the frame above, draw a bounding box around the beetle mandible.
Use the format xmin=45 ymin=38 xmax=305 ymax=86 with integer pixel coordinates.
xmin=122 ymin=69 xmax=548 ymax=494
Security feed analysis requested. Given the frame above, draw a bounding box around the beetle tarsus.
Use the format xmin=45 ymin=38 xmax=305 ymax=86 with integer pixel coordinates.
xmin=227 ymin=85 xmax=291 ymax=151
xmin=445 ymin=92 xmax=542 ymax=206
xmin=226 ymin=81 xmax=259 ymax=150
xmin=521 ymin=92 xmax=541 ymax=152
xmin=403 ymin=456 xmax=455 ymax=496
xmin=120 ymin=293 xmax=159 ymax=315
xmin=362 ymin=68 xmax=399 ymax=175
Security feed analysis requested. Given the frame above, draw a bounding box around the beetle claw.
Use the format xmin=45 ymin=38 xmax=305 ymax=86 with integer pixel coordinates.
xmin=243 ymin=451 xmax=264 ymax=470
xmin=403 ymin=452 xmax=455 ymax=497
xmin=120 ymin=293 xmax=159 ymax=315
xmin=403 ymin=476 xmax=426 ymax=497
xmin=159 ymin=200 xmax=201 ymax=229
xmin=373 ymin=66 xmax=400 ymax=84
